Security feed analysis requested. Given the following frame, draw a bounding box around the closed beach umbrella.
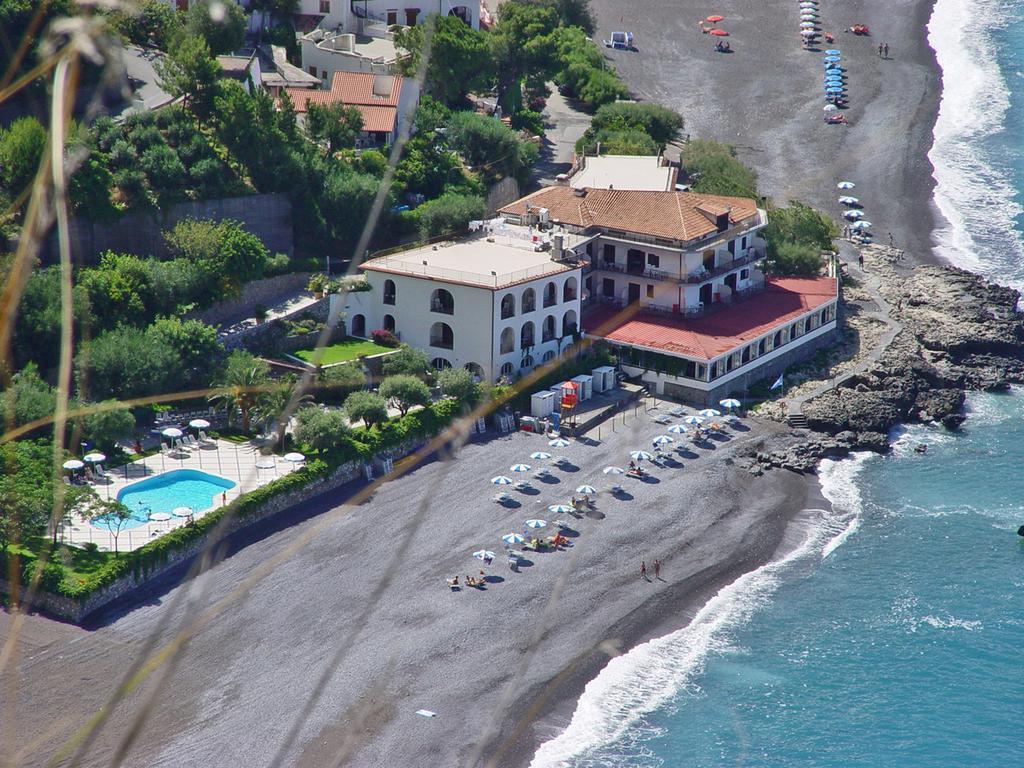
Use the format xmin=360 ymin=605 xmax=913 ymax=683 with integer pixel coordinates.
xmin=720 ymin=398 xmax=742 ymax=410
xmin=510 ymin=463 xmax=531 ymax=473
xmin=844 ymin=209 xmax=865 ymax=220
xmin=473 ymin=549 xmax=496 ymax=561
xmin=852 ymin=221 xmax=873 ymax=230
xmin=824 ymin=55 xmax=841 ymax=63
xmin=699 ymin=408 xmax=722 ymax=418
xmin=502 ymin=533 xmax=525 ymax=547
xmin=491 ymin=475 xmax=514 ymax=485
xmin=667 ymin=424 xmax=688 ymax=434
xmin=801 ymin=13 xmax=818 ymax=20
xmin=62 ymin=459 xmax=84 ymax=471
xmin=630 ymin=450 xmax=653 ymax=461
xmin=575 ymin=484 xmax=598 ymax=494
xmin=710 ymin=28 xmax=728 ymax=36
xmin=255 ymin=457 xmax=276 ymax=469
xmin=838 ymin=182 xmax=856 ymax=191
xmin=172 ymin=506 xmax=193 ymax=518
xmin=283 ymin=452 xmax=306 ymax=463
xmin=189 ymin=418 xmax=210 ymax=430
xmin=603 ymin=466 xmax=625 ymax=475
xmin=548 ymin=438 xmax=570 ymax=448
xmin=651 ymin=435 xmax=674 ymax=446
xmin=524 ymin=519 xmax=547 ymax=529
xmin=801 ymin=30 xmax=818 ymax=37
xmin=826 ymin=87 xmax=845 ymax=95
xmin=684 ymin=415 xmax=705 ymax=425
xmin=149 ymin=512 xmax=172 ymax=522
xmin=839 ymin=196 xmax=859 ymax=205
xmin=825 ymin=49 xmax=841 ymax=55
xmin=83 ymin=452 xmax=106 ymax=463
xmin=530 ymin=451 xmax=552 ymax=460
xmin=800 ymin=21 xmax=815 ymax=28
xmin=823 ymin=104 xmax=839 ymax=113
xmin=548 ymin=504 xmax=574 ymax=514
xmin=706 ymin=14 xmax=723 ymax=22
xmin=161 ymin=427 xmax=183 ymax=439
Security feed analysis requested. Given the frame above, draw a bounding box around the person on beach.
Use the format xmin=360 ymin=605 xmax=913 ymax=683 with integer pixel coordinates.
xmin=859 ymin=253 xmax=865 ymax=269
xmin=883 ymin=42 xmax=889 ymax=59
xmin=640 ymin=561 xmax=647 ymax=580
xmin=654 ymin=559 xmax=662 ymax=579
xmin=878 ymin=43 xmax=883 ymax=57
xmin=889 ymin=232 xmax=895 ymax=247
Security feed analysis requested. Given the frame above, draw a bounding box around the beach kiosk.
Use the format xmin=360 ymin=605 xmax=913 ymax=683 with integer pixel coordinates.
xmin=571 ymin=374 xmax=593 ymax=401
xmin=591 ymin=366 xmax=616 ymax=393
xmin=531 ymin=390 xmax=556 ymax=419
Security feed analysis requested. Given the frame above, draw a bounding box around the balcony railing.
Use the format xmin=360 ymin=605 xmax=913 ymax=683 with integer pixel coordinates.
xmin=587 ymin=278 xmax=766 ymax=320
xmin=430 ymin=299 xmax=454 ymax=314
xmin=589 ymin=249 xmax=764 ymax=285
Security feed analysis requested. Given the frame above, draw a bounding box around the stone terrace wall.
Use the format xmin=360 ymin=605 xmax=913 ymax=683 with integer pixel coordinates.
xmin=189 ymin=272 xmax=314 ymax=328
xmin=39 ymin=193 xmax=292 ymax=265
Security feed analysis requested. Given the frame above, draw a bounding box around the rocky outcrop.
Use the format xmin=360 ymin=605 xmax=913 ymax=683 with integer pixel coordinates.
xmin=800 ymin=250 xmax=1024 ymax=453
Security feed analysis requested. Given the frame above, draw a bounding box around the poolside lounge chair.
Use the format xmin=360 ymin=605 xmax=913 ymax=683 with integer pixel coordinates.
xmin=161 ymin=443 xmax=171 ymax=455
xmin=94 ymin=463 xmax=106 ymax=479
xmin=199 ymin=430 xmax=212 ymax=444
xmin=186 ymin=434 xmax=200 ymax=448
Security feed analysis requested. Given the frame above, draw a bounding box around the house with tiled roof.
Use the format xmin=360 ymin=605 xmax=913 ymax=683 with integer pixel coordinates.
xmin=280 ymin=71 xmax=419 ymax=147
xmin=499 ymin=187 xmax=839 ymax=403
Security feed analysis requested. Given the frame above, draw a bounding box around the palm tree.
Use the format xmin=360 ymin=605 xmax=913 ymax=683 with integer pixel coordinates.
xmin=252 ymin=377 xmax=314 ymax=448
xmin=208 ymin=351 xmax=271 ymax=434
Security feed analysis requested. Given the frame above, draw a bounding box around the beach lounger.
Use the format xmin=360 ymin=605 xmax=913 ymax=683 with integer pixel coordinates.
xmin=610 ymin=483 xmax=623 ymax=493
xmin=670 ymin=407 xmax=686 ymax=418
xmin=493 ymin=492 xmax=511 ymax=503
xmin=447 ymin=576 xmax=460 ymax=590
xmin=652 ymin=414 xmax=671 ymax=424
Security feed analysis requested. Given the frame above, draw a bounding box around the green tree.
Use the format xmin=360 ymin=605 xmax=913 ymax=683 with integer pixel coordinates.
xmin=293 ymin=407 xmax=350 ymax=452
xmin=680 ymin=139 xmax=758 ymax=198
xmin=415 ymin=191 xmax=486 ymax=238
xmin=208 ymin=350 xmax=271 ymax=433
xmin=0 ymin=440 xmax=60 ymax=552
xmin=84 ymin=499 xmax=134 ymax=557
xmin=80 ymin=402 xmax=136 ymax=453
xmin=11 ymin=266 xmax=92 ymax=372
xmin=437 ymin=366 xmax=481 ymax=404
xmin=251 ymin=378 xmax=313 ymax=446
xmin=107 ymin=0 xmax=182 ymax=50
xmin=576 ymin=68 xmax=629 ymax=110
xmin=306 ymin=101 xmax=364 ymax=153
xmin=163 ymin=218 xmax=269 ymax=295
xmin=319 ymin=167 xmax=383 ymax=247
xmin=394 ymin=16 xmax=493 ymax=105
xmin=75 ymin=326 xmax=181 ymax=401
xmin=344 ymin=390 xmax=388 ymax=428
xmin=379 ymin=374 xmax=430 ymax=416
xmin=0 ymin=117 xmax=46 ymax=199
xmin=591 ymin=102 xmax=683 ymax=147
xmin=0 ymin=364 xmax=55 ymax=431
xmin=556 ymin=0 xmax=595 ymax=34
xmin=69 ymin=152 xmax=116 ymax=220
xmin=80 ymin=252 xmax=154 ymax=331
xmin=380 ymin=345 xmax=429 ymax=378
xmin=155 ymin=34 xmax=222 ymax=116
xmin=316 ymin=363 xmax=365 ymax=401
xmin=490 ymin=0 xmax=560 ymax=111
xmin=149 ymin=315 xmax=224 ymax=388
xmin=445 ymin=110 xmax=537 ymax=183
xmin=765 ymin=201 xmax=837 ymax=255
xmin=139 ymin=143 xmax=187 ymax=202
xmin=184 ymin=0 xmax=246 ymax=54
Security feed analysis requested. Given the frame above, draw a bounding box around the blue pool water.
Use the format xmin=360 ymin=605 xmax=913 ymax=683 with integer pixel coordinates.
xmin=92 ymin=469 xmax=235 ymax=530
xmin=532 ymin=391 xmax=1024 ymax=767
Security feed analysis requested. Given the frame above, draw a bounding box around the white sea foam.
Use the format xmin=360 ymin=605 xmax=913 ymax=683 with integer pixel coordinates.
xmin=529 ymin=465 xmax=871 ymax=768
xmin=920 ymin=614 xmax=983 ymax=632
xmin=927 ymin=0 xmax=1024 ymax=288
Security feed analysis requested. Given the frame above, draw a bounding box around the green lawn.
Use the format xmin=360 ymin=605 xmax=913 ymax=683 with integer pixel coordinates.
xmin=7 ymin=536 xmax=114 ymax=582
xmin=292 ymin=337 xmax=383 ymax=365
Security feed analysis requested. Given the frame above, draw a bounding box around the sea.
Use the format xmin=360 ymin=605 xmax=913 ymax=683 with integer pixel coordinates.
xmin=528 ymin=2 xmax=1024 ymax=764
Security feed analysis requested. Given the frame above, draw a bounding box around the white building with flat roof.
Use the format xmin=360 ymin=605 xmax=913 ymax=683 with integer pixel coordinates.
xmin=566 ymin=154 xmax=677 ymax=191
xmin=333 ymin=230 xmax=584 ymax=381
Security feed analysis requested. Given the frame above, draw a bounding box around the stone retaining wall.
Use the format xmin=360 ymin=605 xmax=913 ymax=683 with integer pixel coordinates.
xmin=6 ymin=437 xmax=424 ymax=623
xmin=189 ymin=272 xmax=314 ymax=328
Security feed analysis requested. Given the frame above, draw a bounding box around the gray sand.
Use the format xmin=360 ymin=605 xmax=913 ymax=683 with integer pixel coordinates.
xmin=592 ymin=0 xmax=942 ymax=259
xmin=1 ymin=413 xmax=817 ymax=767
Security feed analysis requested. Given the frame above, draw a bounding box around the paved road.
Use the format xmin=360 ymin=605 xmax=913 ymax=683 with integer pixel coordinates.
xmin=532 ymin=89 xmax=591 ymax=189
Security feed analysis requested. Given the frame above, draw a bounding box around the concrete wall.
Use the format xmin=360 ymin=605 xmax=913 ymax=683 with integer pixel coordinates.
xmin=6 ymin=434 xmax=427 ymax=623
xmin=221 ymin=297 xmax=330 ymax=352
xmin=40 ymin=193 xmax=292 ymax=265
xmin=188 ymin=272 xmax=313 ymax=327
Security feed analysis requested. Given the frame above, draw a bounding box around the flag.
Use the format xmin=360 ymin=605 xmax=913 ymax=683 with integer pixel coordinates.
xmin=771 ymin=374 xmax=784 ymax=391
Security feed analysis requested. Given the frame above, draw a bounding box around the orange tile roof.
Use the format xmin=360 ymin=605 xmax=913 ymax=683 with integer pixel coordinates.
xmin=281 ymin=90 xmax=397 ymax=133
xmin=328 ymin=71 xmax=403 ymax=106
xmin=583 ymin=277 xmax=837 ymax=360
xmin=499 ymin=187 xmax=761 ymax=244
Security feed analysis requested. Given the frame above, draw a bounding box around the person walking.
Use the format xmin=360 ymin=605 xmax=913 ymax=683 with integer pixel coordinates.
xmin=883 ymin=42 xmax=889 ymax=59
xmin=654 ymin=559 xmax=662 ymax=580
xmin=640 ymin=560 xmax=647 ymax=580
xmin=889 ymin=232 xmax=895 ymax=247
xmin=878 ymin=42 xmax=883 ymax=57
xmin=858 ymin=253 xmax=864 ymax=269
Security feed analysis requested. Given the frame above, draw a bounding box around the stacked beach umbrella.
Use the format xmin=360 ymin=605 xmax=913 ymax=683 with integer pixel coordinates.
xmin=824 ymin=49 xmax=846 ymax=106
xmin=799 ymin=0 xmax=819 ymax=46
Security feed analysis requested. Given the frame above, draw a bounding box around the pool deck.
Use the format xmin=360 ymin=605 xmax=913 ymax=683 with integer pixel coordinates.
xmin=62 ymin=439 xmax=300 ymax=553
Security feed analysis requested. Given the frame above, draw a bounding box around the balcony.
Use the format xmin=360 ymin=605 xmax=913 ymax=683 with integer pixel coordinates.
xmin=586 ymin=277 xmax=766 ymax=320
xmin=430 ymin=299 xmax=454 ymax=315
xmin=590 ymin=249 xmax=764 ymax=285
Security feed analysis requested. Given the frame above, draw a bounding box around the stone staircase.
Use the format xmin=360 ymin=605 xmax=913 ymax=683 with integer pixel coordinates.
xmin=787 ymin=412 xmax=809 ymax=429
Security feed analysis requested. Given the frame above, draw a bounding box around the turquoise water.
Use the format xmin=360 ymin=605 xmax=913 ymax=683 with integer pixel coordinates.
xmin=532 ymin=392 xmax=1024 ymax=766
xmin=92 ymin=469 xmax=235 ymax=530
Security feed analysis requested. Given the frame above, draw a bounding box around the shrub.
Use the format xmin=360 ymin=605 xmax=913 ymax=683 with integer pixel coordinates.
xmin=344 ymin=390 xmax=388 ymax=428
xmin=80 ymin=401 xmax=136 ymax=452
xmin=769 ymin=240 xmax=823 ymax=277
xmin=315 ymin=363 xmax=365 ymax=402
xmin=370 ymin=329 xmax=401 ymax=348
xmin=381 ymin=345 xmax=430 ymax=378
xmin=264 ymin=252 xmax=293 ymax=276
xmin=416 ymin=192 xmax=486 ymax=239
xmin=591 ymin=102 xmax=683 ymax=147
xmin=293 ymin=407 xmax=350 ymax=452
xmin=437 ymin=367 xmax=481 ymax=404
xmin=140 ymin=144 xmax=186 ymax=198
xmin=511 ymin=109 xmax=546 ymax=137
xmin=680 ymin=139 xmax=758 ymax=198
xmin=577 ymin=69 xmax=629 ymax=111
xmin=379 ymin=374 xmax=431 ymax=415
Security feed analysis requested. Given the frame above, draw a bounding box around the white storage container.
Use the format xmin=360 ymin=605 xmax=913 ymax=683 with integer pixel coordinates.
xmin=571 ymin=374 xmax=593 ymax=401
xmin=591 ymin=366 xmax=616 ymax=392
xmin=531 ymin=390 xmax=556 ymax=418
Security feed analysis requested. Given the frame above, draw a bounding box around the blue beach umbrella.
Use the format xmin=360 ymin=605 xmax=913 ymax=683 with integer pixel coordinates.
xmin=630 ymin=450 xmax=653 ymax=461
xmin=825 ymin=49 xmax=840 ymax=55
xmin=824 ymin=56 xmax=841 ymax=63
xmin=684 ymin=415 xmax=705 ymax=426
xmin=491 ymin=475 xmax=514 ymax=485
xmin=530 ymin=451 xmax=552 ymax=460
xmin=510 ymin=463 xmax=531 ymax=473
xmin=525 ymin=519 xmax=547 ymax=529
xmin=548 ymin=437 xmax=570 ymax=448
xmin=548 ymin=504 xmax=574 ymax=514
xmin=651 ymin=435 xmax=674 ymax=446
xmin=826 ymin=87 xmax=845 ymax=95
xmin=502 ymin=533 xmax=525 ymax=547
xmin=473 ymin=549 xmax=496 ymax=561
xmin=667 ymin=424 xmax=688 ymax=434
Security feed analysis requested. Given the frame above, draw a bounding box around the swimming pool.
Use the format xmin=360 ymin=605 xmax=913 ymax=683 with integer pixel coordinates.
xmin=91 ymin=469 xmax=236 ymax=530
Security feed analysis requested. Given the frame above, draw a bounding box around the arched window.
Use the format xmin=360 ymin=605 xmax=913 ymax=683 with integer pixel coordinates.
xmin=383 ymin=279 xmax=396 ymax=305
xmin=522 ymin=355 xmax=535 ymax=368
xmin=563 ymin=276 xmax=578 ymax=302
xmin=542 ymin=350 xmax=555 ymax=363
xmin=500 ymin=293 xmax=515 ymax=319
xmin=351 ymin=314 xmax=366 ymax=337
xmin=430 ymin=288 xmax=454 ymax=315
xmin=758 ymin=338 xmax=766 ymax=355
xmin=429 ymin=322 xmax=454 ymax=349
xmin=520 ymin=321 xmax=535 ymax=348
xmin=448 ymin=5 xmax=470 ymax=23
xmin=562 ymin=309 xmax=578 ymax=337
xmin=773 ymin=330 xmax=783 ymax=347
xmin=499 ymin=327 xmax=515 ymax=354
xmin=521 ymin=287 xmax=536 ymax=313
xmin=543 ymin=281 xmax=557 ymax=307
xmin=464 ymin=362 xmax=484 ymax=380
xmin=383 ymin=314 xmax=395 ymax=332
xmin=741 ymin=346 xmax=751 ymax=364
xmin=499 ymin=362 xmax=515 ymax=378
xmin=542 ymin=315 xmax=556 ymax=342
xmin=431 ymin=357 xmax=451 ymax=370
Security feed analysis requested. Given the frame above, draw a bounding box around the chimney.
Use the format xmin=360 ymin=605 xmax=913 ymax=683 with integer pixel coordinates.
xmin=372 ymin=74 xmax=394 ymax=98
xmin=552 ymin=234 xmax=564 ymax=261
